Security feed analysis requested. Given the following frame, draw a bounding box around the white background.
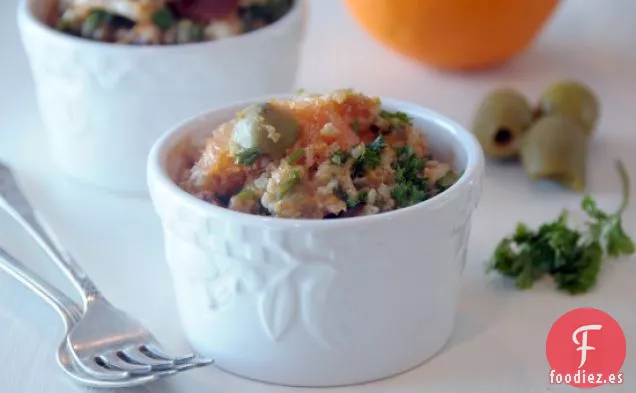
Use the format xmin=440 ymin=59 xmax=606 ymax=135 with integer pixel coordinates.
xmin=1 ymin=0 xmax=636 ymax=392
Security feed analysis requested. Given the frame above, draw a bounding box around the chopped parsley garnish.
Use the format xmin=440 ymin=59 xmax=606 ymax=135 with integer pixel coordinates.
xmin=349 ymin=190 xmax=368 ymax=208
xmin=235 ymin=188 xmax=257 ymax=200
xmin=83 ymin=10 xmax=108 ymax=31
xmin=335 ymin=186 xmax=367 ymax=208
xmin=352 ymin=136 xmax=386 ymax=177
xmin=152 ymin=8 xmax=176 ymax=30
xmin=287 ymin=149 xmax=305 ymax=164
xmin=391 ymin=146 xmax=429 ymax=208
xmin=330 ymin=151 xmax=351 ymax=166
xmin=436 ymin=171 xmax=459 ymax=192
xmin=487 ymin=160 xmax=635 ymax=295
xmin=235 ymin=147 xmax=260 ymax=166
xmin=368 ymin=135 xmax=386 ymax=151
xmin=380 ymin=110 xmax=412 ymax=124
xmin=379 ymin=110 xmax=413 ymax=134
xmin=277 ymin=167 xmax=302 ymax=199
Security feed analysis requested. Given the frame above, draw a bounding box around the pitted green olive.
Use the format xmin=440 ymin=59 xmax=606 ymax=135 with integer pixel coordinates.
xmin=231 ymin=103 xmax=300 ymax=160
xmin=538 ymin=80 xmax=599 ymax=134
xmin=520 ymin=114 xmax=589 ymax=192
xmin=472 ymin=88 xmax=533 ymax=159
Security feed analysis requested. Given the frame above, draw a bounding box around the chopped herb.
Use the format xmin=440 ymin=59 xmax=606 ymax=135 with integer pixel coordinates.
xmin=436 ymin=170 xmax=459 ymax=192
xmin=391 ymin=146 xmax=429 ymax=208
xmin=287 ymin=149 xmax=305 ymax=164
xmin=235 ymin=188 xmax=257 ymax=200
xmin=56 ymin=18 xmax=77 ymax=34
xmin=277 ymin=167 xmax=302 ymax=199
xmin=83 ymin=10 xmax=108 ymax=32
xmin=188 ymin=22 xmax=204 ymax=41
xmin=334 ymin=185 xmax=348 ymax=202
xmin=334 ymin=186 xmax=366 ymax=208
xmin=487 ymin=160 xmax=635 ymax=295
xmin=351 ymin=120 xmax=361 ymax=134
xmin=379 ymin=110 xmax=413 ymax=134
xmin=368 ymin=135 xmax=386 ymax=151
xmin=391 ymin=183 xmax=427 ymax=209
xmin=152 ymin=8 xmax=176 ymax=30
xmin=239 ymin=0 xmax=292 ymax=25
xmin=349 ymin=190 xmax=368 ymax=208
xmin=380 ymin=110 xmax=413 ymax=125
xmin=351 ymin=136 xmax=386 ymax=177
xmin=235 ymin=147 xmax=260 ymax=166
xmin=330 ymin=151 xmax=351 ymax=166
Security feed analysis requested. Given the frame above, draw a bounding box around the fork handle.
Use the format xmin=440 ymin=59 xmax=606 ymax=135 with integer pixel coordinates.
xmin=0 ymin=247 xmax=82 ymax=329
xmin=0 ymin=176 xmax=100 ymax=308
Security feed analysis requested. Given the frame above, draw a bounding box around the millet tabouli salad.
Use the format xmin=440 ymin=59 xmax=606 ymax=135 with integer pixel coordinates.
xmin=52 ymin=0 xmax=294 ymax=45
xmin=179 ymin=90 xmax=460 ymax=219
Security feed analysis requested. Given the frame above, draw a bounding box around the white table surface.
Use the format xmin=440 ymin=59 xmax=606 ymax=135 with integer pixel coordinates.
xmin=1 ymin=0 xmax=636 ymax=392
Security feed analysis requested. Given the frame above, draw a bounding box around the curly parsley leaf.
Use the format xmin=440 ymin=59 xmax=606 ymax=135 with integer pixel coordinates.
xmin=379 ymin=110 xmax=413 ymax=134
xmin=487 ymin=160 xmax=635 ymax=295
xmin=152 ymin=7 xmax=176 ymax=30
xmin=330 ymin=151 xmax=351 ymax=166
xmin=391 ymin=145 xmax=429 ymax=208
xmin=352 ymin=136 xmax=386 ymax=177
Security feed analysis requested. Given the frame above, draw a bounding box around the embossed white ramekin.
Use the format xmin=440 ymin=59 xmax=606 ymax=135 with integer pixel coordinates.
xmin=147 ymin=96 xmax=485 ymax=387
xmin=17 ymin=0 xmax=307 ymax=194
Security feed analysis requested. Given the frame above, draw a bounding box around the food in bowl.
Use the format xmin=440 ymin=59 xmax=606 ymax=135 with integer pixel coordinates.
xmin=178 ymin=90 xmax=460 ymax=219
xmin=51 ymin=0 xmax=294 ymax=44
xmin=147 ymin=93 xmax=484 ymax=387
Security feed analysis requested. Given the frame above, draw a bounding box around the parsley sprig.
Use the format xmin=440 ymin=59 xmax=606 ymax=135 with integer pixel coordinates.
xmin=487 ymin=160 xmax=635 ymax=295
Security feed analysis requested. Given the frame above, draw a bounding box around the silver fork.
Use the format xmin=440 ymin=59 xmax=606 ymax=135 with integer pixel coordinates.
xmin=0 ymin=247 xmax=187 ymax=388
xmin=0 ymin=162 xmax=213 ymax=383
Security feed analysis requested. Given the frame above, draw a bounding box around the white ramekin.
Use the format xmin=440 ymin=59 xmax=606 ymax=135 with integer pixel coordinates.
xmin=147 ymin=95 xmax=485 ymax=387
xmin=17 ymin=0 xmax=307 ymax=194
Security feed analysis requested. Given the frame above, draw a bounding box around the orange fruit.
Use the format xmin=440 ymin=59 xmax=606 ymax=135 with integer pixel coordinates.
xmin=342 ymin=0 xmax=560 ymax=71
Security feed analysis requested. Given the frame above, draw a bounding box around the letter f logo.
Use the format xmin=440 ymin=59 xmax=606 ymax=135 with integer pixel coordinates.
xmin=572 ymin=324 xmax=603 ymax=368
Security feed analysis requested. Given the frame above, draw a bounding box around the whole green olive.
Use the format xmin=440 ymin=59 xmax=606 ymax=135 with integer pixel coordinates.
xmin=520 ymin=114 xmax=589 ymax=192
xmin=538 ymin=80 xmax=599 ymax=134
xmin=472 ymin=88 xmax=533 ymax=159
xmin=231 ymin=102 xmax=300 ymax=160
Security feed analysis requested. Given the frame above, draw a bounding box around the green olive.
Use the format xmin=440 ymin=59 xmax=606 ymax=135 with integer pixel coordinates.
xmin=231 ymin=102 xmax=300 ymax=160
xmin=471 ymin=88 xmax=533 ymax=159
xmin=538 ymin=80 xmax=599 ymax=134
xmin=520 ymin=114 xmax=589 ymax=192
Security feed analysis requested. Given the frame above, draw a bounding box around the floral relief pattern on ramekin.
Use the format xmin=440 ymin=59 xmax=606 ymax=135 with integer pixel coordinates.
xmin=160 ymin=203 xmax=339 ymax=349
xmin=20 ymin=39 xmax=87 ymax=137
